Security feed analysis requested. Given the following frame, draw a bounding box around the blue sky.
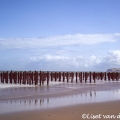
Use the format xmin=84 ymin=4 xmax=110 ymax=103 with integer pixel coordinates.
xmin=0 ymin=0 xmax=120 ymax=71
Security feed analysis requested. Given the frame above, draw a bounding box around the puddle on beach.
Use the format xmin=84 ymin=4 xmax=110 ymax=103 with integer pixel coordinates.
xmin=0 ymin=81 xmax=120 ymax=114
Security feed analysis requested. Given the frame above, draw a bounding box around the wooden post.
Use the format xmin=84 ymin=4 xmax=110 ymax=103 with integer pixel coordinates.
xmin=42 ymin=72 xmax=44 ymax=85
xmin=51 ymin=72 xmax=53 ymax=81
xmin=100 ymin=72 xmax=102 ymax=80
xmin=109 ymin=72 xmax=111 ymax=81
xmin=9 ymin=71 xmax=12 ymax=84
xmin=83 ymin=72 xmax=85 ymax=81
xmin=114 ymin=72 xmax=116 ymax=81
xmin=0 ymin=72 xmax=1 ymax=83
xmin=34 ymin=71 xmax=38 ymax=85
xmin=55 ymin=72 xmax=57 ymax=81
xmin=3 ymin=72 xmax=5 ymax=83
xmin=90 ymin=72 xmax=91 ymax=83
xmin=6 ymin=71 xmax=8 ymax=84
xmin=63 ymin=72 xmax=65 ymax=82
xmin=67 ymin=72 xmax=69 ymax=82
xmin=47 ymin=71 xmax=49 ymax=86
xmin=111 ymin=72 xmax=114 ymax=81
xmin=59 ymin=72 xmax=61 ymax=82
xmin=4 ymin=72 xmax=6 ymax=84
xmin=116 ymin=72 xmax=118 ymax=81
xmin=23 ymin=71 xmax=25 ymax=84
xmin=1 ymin=72 xmax=3 ymax=83
xmin=108 ymin=72 xmax=110 ymax=81
xmin=18 ymin=72 xmax=19 ymax=84
xmin=26 ymin=72 xmax=29 ymax=84
xmin=95 ymin=72 xmax=96 ymax=83
xmin=20 ymin=71 xmax=22 ymax=84
xmin=80 ymin=72 xmax=82 ymax=83
xmin=93 ymin=72 xmax=94 ymax=83
xmin=85 ymin=72 xmax=87 ymax=83
xmin=40 ymin=71 xmax=42 ymax=86
xmin=31 ymin=72 xmax=33 ymax=85
xmin=16 ymin=72 xmax=18 ymax=84
xmin=104 ymin=72 xmax=106 ymax=81
xmin=76 ymin=72 xmax=77 ymax=83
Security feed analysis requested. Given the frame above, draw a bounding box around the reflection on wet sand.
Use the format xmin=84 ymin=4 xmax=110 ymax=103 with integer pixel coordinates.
xmin=0 ymin=90 xmax=120 ymax=114
xmin=1 ymin=82 xmax=120 ymax=115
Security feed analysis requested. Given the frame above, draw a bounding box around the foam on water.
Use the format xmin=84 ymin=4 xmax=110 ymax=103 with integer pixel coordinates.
xmin=0 ymin=84 xmax=34 ymax=88
xmin=0 ymin=81 xmax=64 ymax=89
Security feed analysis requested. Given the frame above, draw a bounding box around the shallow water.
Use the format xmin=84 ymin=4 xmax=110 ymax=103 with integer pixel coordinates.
xmin=0 ymin=81 xmax=120 ymax=114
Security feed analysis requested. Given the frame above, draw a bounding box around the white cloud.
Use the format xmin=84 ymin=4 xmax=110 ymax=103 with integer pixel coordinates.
xmin=30 ymin=55 xmax=69 ymax=62
xmin=104 ymin=50 xmax=120 ymax=65
xmin=0 ymin=33 xmax=120 ymax=71
xmin=1 ymin=49 xmax=120 ymax=71
xmin=0 ymin=33 xmax=119 ymax=49
xmin=28 ymin=50 xmax=120 ymax=71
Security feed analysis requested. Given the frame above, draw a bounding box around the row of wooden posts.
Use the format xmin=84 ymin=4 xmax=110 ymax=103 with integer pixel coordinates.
xmin=0 ymin=71 xmax=120 ymax=86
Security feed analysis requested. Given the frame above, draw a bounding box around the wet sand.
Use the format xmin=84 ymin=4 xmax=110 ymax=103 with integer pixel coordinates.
xmin=0 ymin=100 xmax=120 ymax=120
xmin=0 ymin=81 xmax=120 ymax=120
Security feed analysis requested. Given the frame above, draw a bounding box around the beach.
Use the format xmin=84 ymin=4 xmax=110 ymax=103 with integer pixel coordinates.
xmin=0 ymin=81 xmax=120 ymax=120
xmin=0 ymin=100 xmax=120 ymax=120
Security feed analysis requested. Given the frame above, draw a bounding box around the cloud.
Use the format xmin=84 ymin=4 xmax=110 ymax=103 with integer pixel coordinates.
xmin=26 ymin=50 xmax=120 ymax=71
xmin=29 ymin=55 xmax=100 ymax=68
xmin=0 ymin=33 xmax=120 ymax=71
xmin=1 ymin=49 xmax=120 ymax=71
xmin=103 ymin=50 xmax=120 ymax=65
xmin=0 ymin=33 xmax=119 ymax=49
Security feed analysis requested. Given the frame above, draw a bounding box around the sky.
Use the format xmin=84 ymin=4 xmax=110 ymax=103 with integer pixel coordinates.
xmin=0 ymin=0 xmax=120 ymax=71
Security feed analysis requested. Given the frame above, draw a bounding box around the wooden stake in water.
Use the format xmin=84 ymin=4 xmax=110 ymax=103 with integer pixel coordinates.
xmin=80 ymin=72 xmax=82 ymax=83
xmin=55 ymin=72 xmax=57 ymax=81
xmin=51 ymin=72 xmax=53 ymax=81
xmin=90 ymin=72 xmax=91 ymax=83
xmin=40 ymin=71 xmax=42 ymax=86
xmin=104 ymin=72 xmax=106 ymax=81
xmin=67 ymin=72 xmax=69 ymax=82
xmin=76 ymin=72 xmax=77 ymax=83
xmin=47 ymin=71 xmax=49 ymax=86
xmin=63 ymin=72 xmax=65 ymax=82
xmin=59 ymin=72 xmax=61 ymax=82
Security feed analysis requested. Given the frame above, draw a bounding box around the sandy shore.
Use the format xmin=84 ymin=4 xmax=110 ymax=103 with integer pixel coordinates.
xmin=0 ymin=100 xmax=120 ymax=120
xmin=1 ymin=81 xmax=120 ymax=120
